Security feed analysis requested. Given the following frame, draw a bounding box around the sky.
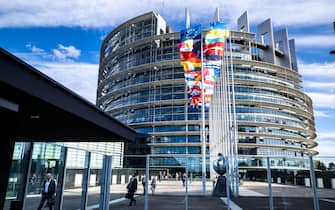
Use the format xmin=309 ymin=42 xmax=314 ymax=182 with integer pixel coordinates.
xmin=0 ymin=0 xmax=334 ymax=156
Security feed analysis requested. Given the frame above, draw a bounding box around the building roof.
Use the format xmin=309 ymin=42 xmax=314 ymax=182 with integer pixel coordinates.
xmin=0 ymin=47 xmax=137 ymax=142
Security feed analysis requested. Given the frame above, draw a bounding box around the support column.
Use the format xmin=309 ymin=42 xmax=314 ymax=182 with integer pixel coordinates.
xmin=266 ymin=157 xmax=274 ymax=210
xmin=80 ymin=151 xmax=91 ymax=210
xmin=309 ymin=155 xmax=320 ymax=210
xmin=144 ymin=155 xmax=149 ymax=210
xmin=19 ymin=143 xmax=34 ymax=210
xmin=225 ymin=156 xmax=231 ymax=210
xmin=0 ymin=140 xmax=15 ymax=209
xmin=99 ymin=155 xmax=112 ymax=210
xmin=185 ymin=156 xmax=189 ymax=210
xmin=0 ymin=108 xmax=17 ymax=209
xmin=54 ymin=146 xmax=68 ymax=210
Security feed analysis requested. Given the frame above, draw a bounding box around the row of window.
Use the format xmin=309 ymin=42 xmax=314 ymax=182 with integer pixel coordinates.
xmin=104 ymin=18 xmax=156 ymax=57
xmin=233 ymin=66 xmax=298 ymax=87
xmin=238 ymin=126 xmax=308 ymax=139
xmin=152 ymin=136 xmax=200 ymax=143
xmin=237 ymin=114 xmax=306 ymax=130
xmin=102 ymin=67 xmax=184 ymax=95
xmin=238 ymin=157 xmax=308 ymax=168
xmin=151 ymin=146 xmax=201 ymax=154
xmin=239 ymin=136 xmax=305 ymax=148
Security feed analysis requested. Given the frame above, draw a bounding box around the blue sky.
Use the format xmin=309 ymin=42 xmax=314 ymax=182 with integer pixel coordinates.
xmin=0 ymin=0 xmax=334 ymax=156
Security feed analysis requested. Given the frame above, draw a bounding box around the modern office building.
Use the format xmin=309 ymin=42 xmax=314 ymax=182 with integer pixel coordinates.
xmin=97 ymin=11 xmax=317 ymax=176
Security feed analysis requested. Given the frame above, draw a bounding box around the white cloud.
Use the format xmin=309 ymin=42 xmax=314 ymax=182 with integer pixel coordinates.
xmin=15 ymin=48 xmax=97 ymax=102
xmin=299 ymin=61 xmax=335 ymax=79
xmin=35 ymin=62 xmax=99 ymax=103
xmin=306 ymin=92 xmax=335 ymax=109
xmin=316 ymin=139 xmax=335 ymax=156
xmin=316 ymin=132 xmax=335 ymax=156
xmin=314 ymin=110 xmax=331 ymax=118
xmin=25 ymin=44 xmax=45 ymax=53
xmin=303 ymin=81 xmax=335 ymax=90
xmin=0 ymin=0 xmax=334 ymax=28
xmin=52 ymin=44 xmax=81 ymax=60
xmin=294 ymin=35 xmax=335 ymax=48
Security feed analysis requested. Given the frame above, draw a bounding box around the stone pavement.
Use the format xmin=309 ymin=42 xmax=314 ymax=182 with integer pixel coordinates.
xmin=6 ymin=181 xmax=335 ymax=209
xmin=232 ymin=197 xmax=335 ymax=210
xmin=239 ymin=181 xmax=335 ymax=198
xmin=105 ymin=195 xmax=227 ymax=210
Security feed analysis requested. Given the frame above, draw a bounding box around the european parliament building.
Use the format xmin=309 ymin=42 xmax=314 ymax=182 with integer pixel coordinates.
xmin=97 ymin=11 xmax=317 ymax=177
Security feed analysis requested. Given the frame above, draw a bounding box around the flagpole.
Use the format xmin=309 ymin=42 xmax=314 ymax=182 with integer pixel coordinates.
xmin=200 ymin=29 xmax=206 ymax=195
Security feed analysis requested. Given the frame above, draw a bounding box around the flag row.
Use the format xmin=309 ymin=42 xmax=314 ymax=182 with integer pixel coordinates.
xmin=178 ymin=22 xmax=229 ymax=107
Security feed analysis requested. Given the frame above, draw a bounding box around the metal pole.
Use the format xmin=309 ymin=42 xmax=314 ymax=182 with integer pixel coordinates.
xmin=104 ymin=156 xmax=111 ymax=210
xmin=185 ymin=156 xmax=189 ymax=210
xmin=200 ymin=28 xmax=207 ymax=195
xmin=21 ymin=143 xmax=33 ymax=210
xmin=54 ymin=146 xmax=68 ymax=210
xmin=145 ymin=155 xmax=149 ymax=210
xmin=229 ymin=33 xmax=239 ymax=196
xmin=99 ymin=155 xmax=112 ymax=210
xmin=309 ymin=155 xmax=320 ymax=210
xmin=225 ymin=156 xmax=231 ymax=210
xmin=266 ymin=157 xmax=274 ymax=210
xmin=81 ymin=151 xmax=91 ymax=210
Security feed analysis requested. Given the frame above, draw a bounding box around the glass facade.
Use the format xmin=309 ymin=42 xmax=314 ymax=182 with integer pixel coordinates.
xmin=97 ymin=12 xmax=317 ymax=173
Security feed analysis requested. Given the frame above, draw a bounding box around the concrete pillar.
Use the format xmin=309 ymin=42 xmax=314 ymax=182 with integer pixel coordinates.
xmin=305 ymin=178 xmax=311 ymax=187
xmin=331 ymin=178 xmax=335 ymax=189
xmin=257 ymin=18 xmax=275 ymax=64
xmin=277 ymin=177 xmax=281 ymax=184
xmin=317 ymin=178 xmax=324 ymax=188
xmin=112 ymin=175 xmax=117 ymax=184
xmin=121 ymin=175 xmax=125 ymax=184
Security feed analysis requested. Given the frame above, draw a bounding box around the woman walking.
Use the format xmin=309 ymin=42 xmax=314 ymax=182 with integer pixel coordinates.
xmin=151 ymin=177 xmax=156 ymax=195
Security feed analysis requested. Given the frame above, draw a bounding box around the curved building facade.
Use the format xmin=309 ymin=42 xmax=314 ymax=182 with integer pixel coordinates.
xmin=97 ymin=12 xmax=317 ymax=175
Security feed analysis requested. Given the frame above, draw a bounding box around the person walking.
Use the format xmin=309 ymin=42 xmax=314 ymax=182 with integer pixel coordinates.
xmin=158 ymin=171 xmax=162 ymax=182
xmin=37 ymin=172 xmax=56 ymax=210
xmin=126 ymin=172 xmax=138 ymax=206
xmin=181 ymin=173 xmax=185 ymax=187
xmin=29 ymin=173 xmax=37 ymax=193
xmin=141 ymin=176 xmax=146 ymax=195
xmin=151 ymin=177 xmax=156 ymax=195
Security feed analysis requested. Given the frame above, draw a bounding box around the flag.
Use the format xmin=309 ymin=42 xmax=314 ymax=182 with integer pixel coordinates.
xmin=179 ymin=25 xmax=203 ymax=107
xmin=179 ymin=22 xmax=229 ymax=108
xmin=202 ymin=21 xmax=229 ymax=106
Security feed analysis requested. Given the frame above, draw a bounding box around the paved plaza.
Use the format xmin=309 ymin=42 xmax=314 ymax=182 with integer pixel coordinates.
xmin=6 ymin=180 xmax=335 ymax=209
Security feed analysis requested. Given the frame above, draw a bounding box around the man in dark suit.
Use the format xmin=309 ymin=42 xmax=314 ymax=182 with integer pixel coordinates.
xmin=37 ymin=172 xmax=56 ymax=210
xmin=126 ymin=172 xmax=138 ymax=206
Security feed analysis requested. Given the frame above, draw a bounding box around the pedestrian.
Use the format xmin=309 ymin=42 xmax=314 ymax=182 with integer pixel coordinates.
xmin=126 ymin=172 xmax=138 ymax=206
xmin=151 ymin=177 xmax=156 ymax=195
xmin=175 ymin=172 xmax=179 ymax=181
xmin=158 ymin=171 xmax=162 ymax=182
xmin=190 ymin=172 xmax=193 ymax=184
xmin=141 ymin=176 xmax=146 ymax=195
xmin=181 ymin=173 xmax=185 ymax=187
xmin=29 ymin=173 xmax=37 ymax=193
xmin=37 ymin=172 xmax=56 ymax=210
